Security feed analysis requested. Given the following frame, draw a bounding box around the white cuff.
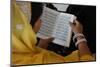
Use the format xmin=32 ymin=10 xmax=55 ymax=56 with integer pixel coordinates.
xmin=75 ymin=38 xmax=87 ymax=47
xmin=73 ymin=33 xmax=84 ymax=42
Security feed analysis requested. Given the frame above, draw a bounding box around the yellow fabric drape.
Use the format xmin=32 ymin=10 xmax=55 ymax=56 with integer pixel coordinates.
xmin=12 ymin=1 xmax=95 ymax=66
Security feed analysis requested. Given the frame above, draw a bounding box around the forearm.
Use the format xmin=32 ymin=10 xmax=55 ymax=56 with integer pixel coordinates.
xmin=78 ymin=41 xmax=91 ymax=56
xmin=70 ymin=20 xmax=93 ymax=57
xmin=77 ymin=37 xmax=92 ymax=57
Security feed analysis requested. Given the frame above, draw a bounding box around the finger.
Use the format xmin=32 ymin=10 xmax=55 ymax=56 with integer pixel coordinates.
xmin=47 ymin=37 xmax=54 ymax=42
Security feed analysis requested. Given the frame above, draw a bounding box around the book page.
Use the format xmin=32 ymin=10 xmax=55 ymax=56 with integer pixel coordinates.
xmin=37 ymin=6 xmax=60 ymax=39
xmin=52 ymin=13 xmax=76 ymax=47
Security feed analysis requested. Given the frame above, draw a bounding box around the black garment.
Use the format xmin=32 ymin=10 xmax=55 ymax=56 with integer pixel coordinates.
xmin=66 ymin=5 xmax=96 ymax=53
xmin=46 ymin=3 xmax=57 ymax=11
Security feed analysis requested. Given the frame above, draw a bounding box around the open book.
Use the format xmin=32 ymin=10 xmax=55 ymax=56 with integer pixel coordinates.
xmin=37 ymin=6 xmax=76 ymax=47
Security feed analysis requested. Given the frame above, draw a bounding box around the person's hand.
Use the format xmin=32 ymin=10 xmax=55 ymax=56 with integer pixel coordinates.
xmin=38 ymin=38 xmax=54 ymax=49
xmin=70 ymin=20 xmax=83 ymax=34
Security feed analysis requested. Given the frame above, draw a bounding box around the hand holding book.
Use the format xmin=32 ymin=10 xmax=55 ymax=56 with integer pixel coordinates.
xmin=38 ymin=37 xmax=54 ymax=49
xmin=69 ymin=20 xmax=83 ymax=34
xmin=37 ymin=6 xmax=77 ymax=47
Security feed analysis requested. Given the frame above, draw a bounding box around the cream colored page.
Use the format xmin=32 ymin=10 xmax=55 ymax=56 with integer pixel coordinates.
xmin=37 ymin=6 xmax=60 ymax=39
xmin=52 ymin=13 xmax=76 ymax=47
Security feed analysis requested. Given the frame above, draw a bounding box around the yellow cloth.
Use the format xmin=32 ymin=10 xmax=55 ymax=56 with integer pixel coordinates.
xmin=16 ymin=1 xmax=31 ymax=22
xmin=12 ymin=1 xmax=95 ymax=65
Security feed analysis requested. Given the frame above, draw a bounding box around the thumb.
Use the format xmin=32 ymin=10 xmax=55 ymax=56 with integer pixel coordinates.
xmin=69 ymin=22 xmax=75 ymax=28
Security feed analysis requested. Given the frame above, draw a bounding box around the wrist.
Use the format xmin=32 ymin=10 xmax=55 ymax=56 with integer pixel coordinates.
xmin=74 ymin=32 xmax=82 ymax=34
